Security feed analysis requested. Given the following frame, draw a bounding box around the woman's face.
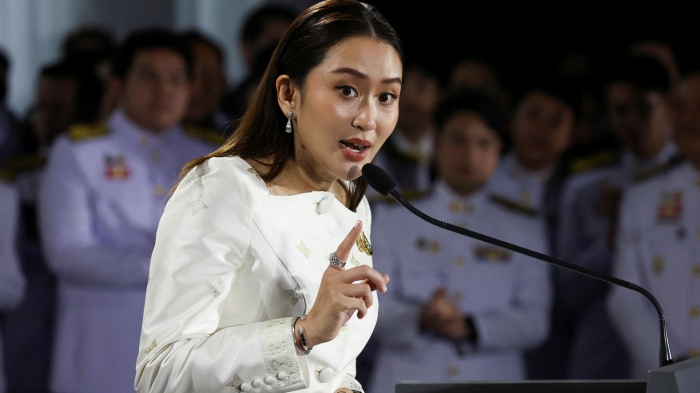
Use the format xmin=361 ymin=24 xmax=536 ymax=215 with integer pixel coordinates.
xmin=435 ymin=110 xmax=502 ymax=196
xmin=292 ymin=36 xmax=402 ymax=182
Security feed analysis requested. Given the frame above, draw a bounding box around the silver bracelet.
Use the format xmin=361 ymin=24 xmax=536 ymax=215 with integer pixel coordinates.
xmin=298 ymin=315 xmax=313 ymax=353
xmin=291 ymin=316 xmax=311 ymax=355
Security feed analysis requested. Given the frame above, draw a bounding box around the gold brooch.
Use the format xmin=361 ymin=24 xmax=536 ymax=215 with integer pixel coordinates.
xmin=356 ymin=231 xmax=373 ymax=255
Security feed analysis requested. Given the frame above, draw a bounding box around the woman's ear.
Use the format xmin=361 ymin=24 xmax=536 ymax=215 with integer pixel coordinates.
xmin=276 ymin=74 xmax=297 ymax=115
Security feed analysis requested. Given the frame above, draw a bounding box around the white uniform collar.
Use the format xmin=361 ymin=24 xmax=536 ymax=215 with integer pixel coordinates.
xmin=391 ymin=127 xmax=434 ymax=162
xmin=621 ymin=142 xmax=679 ymax=174
xmin=434 ymin=178 xmax=488 ymax=205
xmin=501 ymin=152 xmax=553 ymax=184
xmin=109 ymin=108 xmax=183 ymax=146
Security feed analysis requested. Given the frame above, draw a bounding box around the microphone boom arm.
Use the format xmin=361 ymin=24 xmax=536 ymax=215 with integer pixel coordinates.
xmin=387 ymin=188 xmax=674 ymax=368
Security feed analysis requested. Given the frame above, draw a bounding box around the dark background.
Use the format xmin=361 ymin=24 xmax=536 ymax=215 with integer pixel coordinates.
xmin=365 ymin=2 xmax=696 ymax=91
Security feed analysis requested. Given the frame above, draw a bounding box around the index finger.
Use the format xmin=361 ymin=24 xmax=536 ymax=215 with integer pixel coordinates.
xmin=336 ymin=220 xmax=363 ymax=262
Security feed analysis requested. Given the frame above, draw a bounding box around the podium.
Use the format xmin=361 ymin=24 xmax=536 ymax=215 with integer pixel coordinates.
xmin=646 ymin=355 xmax=700 ymax=393
xmin=395 ymin=380 xmax=646 ymax=393
xmin=396 ymin=357 xmax=700 ymax=393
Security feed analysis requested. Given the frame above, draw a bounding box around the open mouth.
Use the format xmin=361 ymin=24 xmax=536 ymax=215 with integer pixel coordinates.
xmin=340 ymin=140 xmax=369 ymax=153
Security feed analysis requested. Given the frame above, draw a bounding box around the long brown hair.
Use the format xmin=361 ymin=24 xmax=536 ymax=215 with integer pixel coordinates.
xmin=176 ymin=0 xmax=404 ymax=210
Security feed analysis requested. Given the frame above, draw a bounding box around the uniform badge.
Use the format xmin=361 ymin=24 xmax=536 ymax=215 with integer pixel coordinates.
xmin=450 ymin=290 xmax=463 ymax=304
xmin=656 ymin=191 xmax=683 ymax=223
xmin=415 ymin=237 xmax=441 ymax=253
xmin=652 ymin=255 xmax=665 ymax=275
xmin=474 ymin=245 xmax=511 ymax=262
xmin=519 ymin=189 xmax=532 ymax=204
xmin=450 ymin=200 xmax=473 ymax=213
xmin=104 ymin=154 xmax=130 ymax=180
xmin=690 ymin=306 xmax=700 ymax=318
xmin=676 ymin=226 xmax=686 ymax=239
xmin=356 ymin=231 xmax=373 ymax=255
xmin=446 ymin=366 xmax=459 ymax=377
xmin=690 ymin=347 xmax=700 ymax=358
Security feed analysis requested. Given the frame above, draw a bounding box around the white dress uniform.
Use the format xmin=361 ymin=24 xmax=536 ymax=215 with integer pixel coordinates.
xmin=555 ymin=143 xmax=679 ymax=378
xmin=0 ymin=180 xmax=26 ymax=393
xmin=607 ymin=158 xmax=700 ymax=380
xmin=136 ymin=156 xmax=377 ymax=393
xmin=38 ymin=108 xmax=217 ymax=393
xmin=367 ymin=180 xmax=552 ymax=393
xmin=368 ymin=129 xmax=434 ymax=204
xmin=488 ymin=152 xmax=552 ymax=218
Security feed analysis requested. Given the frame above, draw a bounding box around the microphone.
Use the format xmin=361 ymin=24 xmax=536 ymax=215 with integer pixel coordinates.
xmin=362 ymin=162 xmax=674 ymax=368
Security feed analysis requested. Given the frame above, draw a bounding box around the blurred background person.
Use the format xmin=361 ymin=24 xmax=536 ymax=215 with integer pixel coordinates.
xmin=180 ymin=29 xmax=230 ymax=138
xmin=554 ymin=52 xmax=677 ymax=379
xmin=221 ymin=3 xmax=297 ymax=124
xmin=628 ymin=39 xmax=680 ymax=89
xmin=60 ymin=25 xmax=117 ymax=120
xmin=607 ymin=57 xmax=700 ymax=379
xmin=37 ymin=28 xmax=217 ymax=393
xmin=369 ymin=88 xmax=551 ymax=393
xmin=0 ymin=180 xmax=26 ymax=393
xmin=447 ymin=53 xmax=509 ymax=114
xmin=488 ymin=75 xmax=579 ymax=250
xmin=1 ymin=57 xmax=103 ymax=393
xmin=0 ymin=48 xmax=25 ymax=167
xmin=467 ymin=76 xmax=579 ymax=380
xmin=368 ymin=53 xmax=442 ymax=203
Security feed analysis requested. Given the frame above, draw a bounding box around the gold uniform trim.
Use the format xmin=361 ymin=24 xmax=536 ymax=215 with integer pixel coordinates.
xmin=488 ymin=194 xmax=538 ymax=217
xmin=568 ymin=149 xmax=617 ymax=174
xmin=68 ymin=122 xmax=110 ymax=141
xmin=184 ymin=124 xmax=225 ymax=145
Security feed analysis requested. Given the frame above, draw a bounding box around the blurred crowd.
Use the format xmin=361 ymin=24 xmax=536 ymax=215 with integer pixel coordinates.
xmin=1 ymin=2 xmax=699 ymax=393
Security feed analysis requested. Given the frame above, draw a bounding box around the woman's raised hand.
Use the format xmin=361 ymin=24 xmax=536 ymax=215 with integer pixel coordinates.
xmin=301 ymin=220 xmax=389 ymax=347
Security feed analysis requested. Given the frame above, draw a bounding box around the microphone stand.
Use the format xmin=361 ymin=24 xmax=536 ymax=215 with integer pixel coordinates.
xmin=361 ymin=161 xmax=674 ymax=367
xmin=384 ymin=186 xmax=674 ymax=368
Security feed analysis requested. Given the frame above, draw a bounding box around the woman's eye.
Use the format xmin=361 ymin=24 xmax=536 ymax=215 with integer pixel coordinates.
xmin=339 ymin=86 xmax=357 ymax=97
xmin=379 ymin=93 xmax=397 ymax=104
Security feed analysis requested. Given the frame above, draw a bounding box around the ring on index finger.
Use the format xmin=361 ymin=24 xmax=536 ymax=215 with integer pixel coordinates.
xmin=329 ymin=251 xmax=346 ymax=269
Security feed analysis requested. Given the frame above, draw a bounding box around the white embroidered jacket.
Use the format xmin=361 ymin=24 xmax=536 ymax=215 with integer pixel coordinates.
xmin=135 ymin=156 xmax=376 ymax=393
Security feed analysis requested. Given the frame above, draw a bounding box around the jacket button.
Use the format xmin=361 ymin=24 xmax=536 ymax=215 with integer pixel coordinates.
xmin=317 ymin=367 xmax=334 ymax=383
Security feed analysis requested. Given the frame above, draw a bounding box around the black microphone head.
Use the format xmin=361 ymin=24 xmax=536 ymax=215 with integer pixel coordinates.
xmin=362 ymin=163 xmax=396 ymax=196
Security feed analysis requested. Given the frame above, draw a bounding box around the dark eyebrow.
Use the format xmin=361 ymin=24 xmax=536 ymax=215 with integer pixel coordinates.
xmin=331 ymin=67 xmax=402 ymax=85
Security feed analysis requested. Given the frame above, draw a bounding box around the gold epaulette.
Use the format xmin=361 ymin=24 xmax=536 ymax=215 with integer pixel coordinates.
xmin=488 ymin=194 xmax=538 ymax=217
xmin=184 ymin=124 xmax=225 ymax=146
xmin=6 ymin=153 xmax=47 ymax=174
xmin=68 ymin=122 xmax=110 ymax=141
xmin=567 ymin=149 xmax=618 ymax=175
xmin=633 ymin=154 xmax=685 ymax=183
